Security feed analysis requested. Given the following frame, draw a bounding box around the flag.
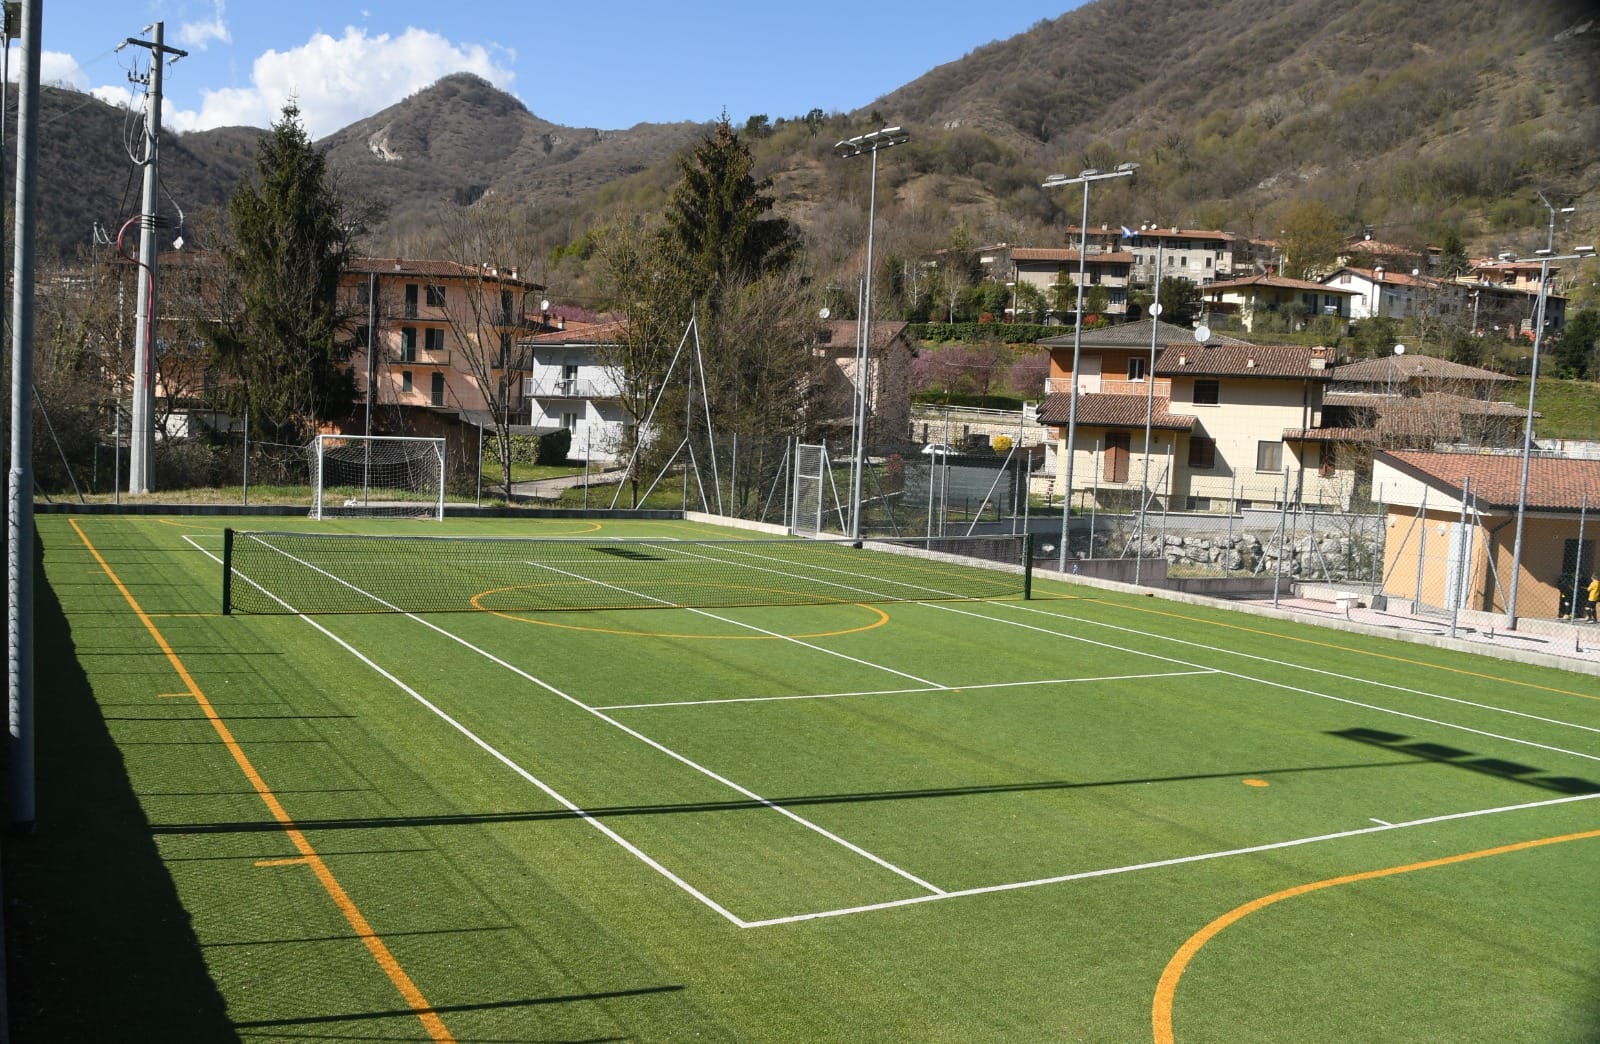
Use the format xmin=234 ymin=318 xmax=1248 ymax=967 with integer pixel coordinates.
xmin=1120 ymin=225 xmax=1136 ymax=239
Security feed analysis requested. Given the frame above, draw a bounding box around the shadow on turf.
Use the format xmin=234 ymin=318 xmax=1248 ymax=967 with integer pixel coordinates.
xmin=1330 ymin=727 xmax=1600 ymax=795
xmin=1 ymin=536 xmax=237 ymax=1041
xmin=143 ymin=757 xmax=1432 ymax=835
xmin=229 ymin=982 xmax=682 ymax=1032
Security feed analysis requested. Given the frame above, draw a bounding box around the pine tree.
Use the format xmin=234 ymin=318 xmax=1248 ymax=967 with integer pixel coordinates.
xmin=661 ymin=117 xmax=800 ymax=300
xmin=214 ymin=103 xmax=354 ymax=441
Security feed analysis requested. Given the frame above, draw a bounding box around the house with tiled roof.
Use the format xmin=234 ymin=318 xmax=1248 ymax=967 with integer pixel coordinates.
xmin=338 ymin=258 xmax=552 ymax=472
xmin=1321 ymin=265 xmax=1470 ymax=323
xmin=521 ymin=317 xmax=632 ymax=462
xmin=1008 ymin=246 xmax=1136 ymax=318
xmin=1033 ymin=320 xmax=1346 ymax=510
xmin=1370 ymin=449 xmax=1600 ymax=620
xmin=1203 ymin=274 xmax=1359 ymax=332
xmin=1320 ymin=355 xmax=1526 ymax=450
xmin=1069 ymin=225 xmax=1241 ymax=284
xmin=1455 ymin=259 xmax=1567 ymax=337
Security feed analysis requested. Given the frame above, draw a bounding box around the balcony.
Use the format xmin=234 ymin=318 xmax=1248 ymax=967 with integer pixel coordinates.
xmin=524 ymin=377 xmax=618 ymax=400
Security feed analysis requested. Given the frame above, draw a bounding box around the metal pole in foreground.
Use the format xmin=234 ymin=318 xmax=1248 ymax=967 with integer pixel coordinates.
xmin=835 ymin=126 xmax=910 ymax=542
xmin=1042 ymin=162 xmax=1139 ymax=571
xmin=1502 ymin=245 xmax=1596 ymax=628
xmin=8 ymin=0 xmax=40 ymax=830
xmin=1135 ymin=247 xmax=1163 ymax=585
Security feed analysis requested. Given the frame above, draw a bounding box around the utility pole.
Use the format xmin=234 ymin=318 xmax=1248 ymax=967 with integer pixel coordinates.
xmin=123 ymin=23 xmax=186 ymax=493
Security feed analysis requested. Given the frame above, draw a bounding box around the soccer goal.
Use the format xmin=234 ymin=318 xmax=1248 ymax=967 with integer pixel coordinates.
xmin=309 ymin=434 xmax=446 ymax=520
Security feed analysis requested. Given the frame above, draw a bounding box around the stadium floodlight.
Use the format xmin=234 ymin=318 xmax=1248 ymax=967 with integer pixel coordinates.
xmin=1501 ymin=245 xmax=1595 ymax=628
xmin=1040 ymin=160 xmax=1140 ymax=571
xmin=834 ymin=125 xmax=911 ymax=541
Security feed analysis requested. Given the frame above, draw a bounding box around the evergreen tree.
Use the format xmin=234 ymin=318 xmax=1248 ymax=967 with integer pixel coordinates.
xmin=662 ymin=117 xmax=800 ymax=301
xmin=1438 ymin=230 xmax=1470 ymax=278
xmin=214 ymin=103 xmax=354 ymax=441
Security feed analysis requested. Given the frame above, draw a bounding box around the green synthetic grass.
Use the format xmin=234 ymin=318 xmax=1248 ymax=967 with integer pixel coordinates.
xmin=9 ymin=513 xmax=1600 ymax=1042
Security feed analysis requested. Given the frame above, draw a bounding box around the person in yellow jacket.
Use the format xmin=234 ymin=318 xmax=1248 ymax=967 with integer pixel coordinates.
xmin=1587 ymin=574 xmax=1600 ymax=622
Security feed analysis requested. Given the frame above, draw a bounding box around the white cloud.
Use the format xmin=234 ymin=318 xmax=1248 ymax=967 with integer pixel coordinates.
xmin=37 ymin=51 xmax=88 ymax=91
xmin=177 ymin=1 xmax=231 ymax=51
xmin=166 ymin=26 xmax=516 ymax=138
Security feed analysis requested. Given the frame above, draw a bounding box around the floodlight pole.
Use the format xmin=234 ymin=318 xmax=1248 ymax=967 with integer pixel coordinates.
xmin=1042 ymin=162 xmax=1139 ymax=571
xmin=1503 ymin=245 xmax=1595 ymax=629
xmin=835 ymin=126 xmax=910 ymax=541
xmin=1134 ymin=246 xmax=1163 ymax=585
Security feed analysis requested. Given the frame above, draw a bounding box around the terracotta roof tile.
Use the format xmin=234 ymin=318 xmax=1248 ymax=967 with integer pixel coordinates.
xmin=1154 ymin=343 xmax=1334 ymax=379
xmin=1330 ymin=355 xmax=1511 ymax=384
xmin=1379 ymin=449 xmax=1600 ymax=511
xmin=1035 ymin=392 xmax=1195 ymax=430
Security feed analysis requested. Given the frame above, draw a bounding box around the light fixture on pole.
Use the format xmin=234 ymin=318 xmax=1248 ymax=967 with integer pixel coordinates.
xmin=834 ymin=125 xmax=910 ymax=541
xmin=1536 ymin=191 xmax=1575 ymax=253
xmin=1502 ymin=243 xmax=1595 ymax=629
xmin=1041 ymin=161 xmax=1139 ymax=571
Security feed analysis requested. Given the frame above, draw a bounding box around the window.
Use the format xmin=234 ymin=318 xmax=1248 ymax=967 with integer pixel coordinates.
xmin=1188 ymin=437 xmax=1216 ymax=470
xmin=1180 ymin=256 xmax=1188 ymax=268
xmin=426 ymin=284 xmax=446 ymax=308
xmin=430 ymin=371 xmax=445 ymax=406
xmin=1204 ymin=257 xmax=1212 ymax=269
xmin=1186 ymin=496 xmax=1212 ymax=511
xmin=1104 ymin=432 xmax=1130 ymax=483
xmin=404 ymin=283 xmax=419 ymax=318
xmin=1193 ymin=379 xmax=1220 ymax=405
xmin=561 ymin=412 xmax=579 ymax=431
xmin=1319 ymin=442 xmax=1337 ymax=478
xmin=1256 ymin=440 xmax=1282 ymax=472
xmin=425 ymin=327 xmax=445 ymax=353
xmin=401 ymin=370 xmax=413 ymax=394
xmin=1127 ymin=357 xmax=1146 ymax=381
xmin=353 ymin=324 xmax=370 ymax=347
xmin=400 ymin=327 xmax=417 ymax=362
xmin=498 ymin=331 xmax=514 ymax=367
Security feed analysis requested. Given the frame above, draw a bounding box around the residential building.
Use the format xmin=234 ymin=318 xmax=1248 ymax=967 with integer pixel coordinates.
xmin=1370 ymin=449 xmax=1600 ymax=620
xmin=340 ymin=258 xmax=548 ymax=433
xmin=1456 ymin=259 xmax=1567 ymax=336
xmin=1008 ymin=246 xmax=1135 ymax=319
xmin=522 ymin=317 xmax=632 ymax=463
xmin=1105 ymin=225 xmax=1240 ymax=284
xmin=1321 ymin=266 xmax=1470 ymax=323
xmin=1202 ymin=274 xmax=1359 ymax=332
xmin=812 ymin=319 xmax=915 ymax=452
xmin=1034 ymin=320 xmax=1343 ymax=510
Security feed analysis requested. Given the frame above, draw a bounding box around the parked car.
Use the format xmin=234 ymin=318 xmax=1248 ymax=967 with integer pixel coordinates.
xmin=921 ymin=443 xmax=954 ymax=457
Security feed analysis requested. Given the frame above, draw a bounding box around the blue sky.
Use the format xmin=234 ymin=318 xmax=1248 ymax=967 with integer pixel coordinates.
xmin=30 ymin=1 xmax=1088 ymax=139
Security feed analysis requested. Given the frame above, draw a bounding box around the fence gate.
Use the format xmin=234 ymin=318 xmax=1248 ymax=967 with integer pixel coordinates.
xmin=793 ymin=443 xmax=828 ymax=536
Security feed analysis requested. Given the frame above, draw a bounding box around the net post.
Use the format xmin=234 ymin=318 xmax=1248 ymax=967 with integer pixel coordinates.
xmin=221 ymin=527 xmax=234 ymax=615
xmin=1022 ymin=533 xmax=1033 ymax=600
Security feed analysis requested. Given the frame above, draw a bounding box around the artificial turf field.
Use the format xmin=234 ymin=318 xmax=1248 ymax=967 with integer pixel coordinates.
xmin=6 ymin=511 xmax=1600 ymax=1042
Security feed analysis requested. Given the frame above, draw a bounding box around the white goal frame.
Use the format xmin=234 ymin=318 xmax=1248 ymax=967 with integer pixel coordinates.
xmin=309 ymin=434 xmax=447 ymax=520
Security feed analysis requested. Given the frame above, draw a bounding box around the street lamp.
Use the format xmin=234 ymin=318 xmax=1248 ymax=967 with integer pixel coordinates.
xmin=1502 ymin=243 xmax=1596 ymax=629
xmin=834 ymin=125 xmax=910 ymax=541
xmin=1041 ymin=161 xmax=1139 ymax=571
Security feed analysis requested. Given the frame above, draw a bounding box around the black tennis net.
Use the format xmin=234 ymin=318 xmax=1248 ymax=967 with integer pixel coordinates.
xmin=222 ymin=529 xmax=1033 ymax=615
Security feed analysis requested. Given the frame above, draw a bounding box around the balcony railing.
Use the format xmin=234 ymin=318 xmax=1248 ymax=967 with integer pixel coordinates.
xmin=523 ymin=377 xmax=620 ymax=400
xmin=1042 ymin=376 xmax=1172 ymax=396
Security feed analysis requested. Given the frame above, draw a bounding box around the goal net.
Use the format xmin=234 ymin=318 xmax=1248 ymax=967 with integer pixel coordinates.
xmin=309 ymin=434 xmax=446 ymax=520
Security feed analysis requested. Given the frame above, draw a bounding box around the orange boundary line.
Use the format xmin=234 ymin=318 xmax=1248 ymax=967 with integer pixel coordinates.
xmin=69 ymin=519 xmax=455 ymax=1043
xmin=1151 ymin=826 xmax=1600 ymax=1043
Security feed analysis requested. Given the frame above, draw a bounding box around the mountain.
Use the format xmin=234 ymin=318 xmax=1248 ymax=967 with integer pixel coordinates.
xmin=16 ymin=0 xmax=1600 ymax=273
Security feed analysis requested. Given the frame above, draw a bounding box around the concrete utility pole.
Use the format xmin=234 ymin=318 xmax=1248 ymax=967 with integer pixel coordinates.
xmin=123 ymin=23 xmax=186 ymax=494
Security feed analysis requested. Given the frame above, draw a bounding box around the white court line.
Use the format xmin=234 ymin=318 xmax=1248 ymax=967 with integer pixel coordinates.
xmin=925 ymin=600 xmax=1600 ymax=765
xmin=991 ymin=597 xmax=1600 ymax=738
xmin=208 ymin=534 xmax=1600 ymax=928
xmin=219 ymin=535 xmax=946 ymax=902
xmin=594 ymin=670 xmax=1218 ymax=711
xmin=741 ymin=790 xmax=1600 ymax=927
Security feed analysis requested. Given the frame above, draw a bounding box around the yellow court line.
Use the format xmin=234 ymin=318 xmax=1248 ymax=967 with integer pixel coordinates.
xmin=68 ymin=518 xmax=455 ymax=1043
xmin=1151 ymin=826 xmax=1600 ymax=1043
xmin=1052 ymin=591 xmax=1600 ymax=701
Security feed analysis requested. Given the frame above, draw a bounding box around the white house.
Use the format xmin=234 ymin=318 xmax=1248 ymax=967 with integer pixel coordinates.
xmin=521 ymin=318 xmax=632 ymax=463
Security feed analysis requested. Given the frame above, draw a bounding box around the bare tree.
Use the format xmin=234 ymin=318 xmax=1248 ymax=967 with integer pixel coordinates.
xmin=435 ymin=204 xmax=545 ymax=497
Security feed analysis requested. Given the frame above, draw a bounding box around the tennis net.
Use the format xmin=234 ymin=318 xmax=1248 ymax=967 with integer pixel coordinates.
xmin=222 ymin=529 xmax=1033 ymax=615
